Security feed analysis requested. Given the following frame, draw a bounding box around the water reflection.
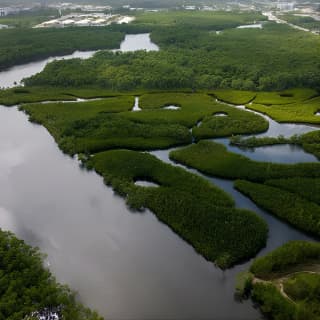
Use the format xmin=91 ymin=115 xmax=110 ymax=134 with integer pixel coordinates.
xmin=0 ymin=106 xmax=264 ymax=319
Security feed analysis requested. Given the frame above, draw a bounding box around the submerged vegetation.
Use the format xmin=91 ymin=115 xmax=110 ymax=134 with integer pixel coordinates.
xmin=0 ymin=229 xmax=102 ymax=320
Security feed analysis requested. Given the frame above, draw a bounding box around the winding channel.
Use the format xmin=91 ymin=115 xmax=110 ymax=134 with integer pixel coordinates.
xmin=0 ymin=34 xmax=318 ymax=319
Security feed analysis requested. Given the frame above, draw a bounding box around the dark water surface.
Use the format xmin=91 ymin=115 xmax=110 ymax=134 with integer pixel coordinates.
xmin=0 ymin=106 xmax=262 ymax=320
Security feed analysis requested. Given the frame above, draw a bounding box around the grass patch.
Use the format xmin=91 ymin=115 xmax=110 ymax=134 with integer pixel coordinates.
xmin=192 ymin=107 xmax=268 ymax=140
xmin=0 ymin=86 xmax=125 ymax=106
xmin=250 ymin=240 xmax=320 ymax=279
xmin=128 ymin=93 xmax=216 ymax=127
xmin=130 ymin=93 xmax=268 ymax=138
xmin=253 ymin=88 xmax=317 ymax=105
xmin=234 ymin=180 xmax=320 ymax=237
xmin=247 ymin=96 xmax=320 ymax=124
xmin=87 ymin=149 xmax=268 ymax=269
xmin=211 ymin=89 xmax=256 ymax=105
xmin=21 ymin=96 xmax=135 ymax=132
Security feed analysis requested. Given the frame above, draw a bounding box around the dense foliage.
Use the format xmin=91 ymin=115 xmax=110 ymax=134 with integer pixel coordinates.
xmin=250 ymin=241 xmax=320 ymax=278
xmin=266 ymin=177 xmax=320 ymax=205
xmin=0 ymin=8 xmax=60 ymax=28
xmin=87 ymin=150 xmax=268 ymax=268
xmin=170 ymin=141 xmax=320 ymax=235
xmin=283 ymin=273 xmax=320 ymax=319
xmin=23 ymin=97 xmax=191 ymax=154
xmin=23 ymin=13 xmax=320 ymax=91
xmin=251 ymin=283 xmax=299 ymax=320
xmin=280 ymin=13 xmax=320 ymax=32
xmin=234 ymin=180 xmax=320 ymax=237
xmin=247 ymin=241 xmax=320 ymax=320
xmin=0 ymin=229 xmax=102 ymax=320
xmin=22 ymin=93 xmax=269 ymax=154
xmin=0 ymin=27 xmax=125 ymax=72
xmin=247 ymin=96 xmax=320 ymax=124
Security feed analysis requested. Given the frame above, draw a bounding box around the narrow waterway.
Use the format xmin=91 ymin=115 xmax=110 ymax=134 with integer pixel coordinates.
xmin=0 ymin=34 xmax=318 ymax=320
xmin=212 ymin=101 xmax=318 ymax=163
xmin=0 ymin=33 xmax=158 ymax=89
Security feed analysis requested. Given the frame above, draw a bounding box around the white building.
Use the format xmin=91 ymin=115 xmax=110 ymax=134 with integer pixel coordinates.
xmin=0 ymin=7 xmax=11 ymax=16
xmin=277 ymin=2 xmax=295 ymax=11
xmin=0 ymin=7 xmax=25 ymax=16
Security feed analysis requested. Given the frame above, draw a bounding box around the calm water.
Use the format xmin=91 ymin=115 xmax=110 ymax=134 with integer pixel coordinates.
xmin=216 ymin=138 xmax=318 ymax=163
xmin=0 ymin=105 xmax=262 ymax=320
xmin=212 ymin=103 xmax=319 ymax=163
xmin=0 ymin=34 xmax=317 ymax=319
xmin=119 ymin=33 xmax=159 ymax=52
xmin=0 ymin=51 xmax=97 ymax=88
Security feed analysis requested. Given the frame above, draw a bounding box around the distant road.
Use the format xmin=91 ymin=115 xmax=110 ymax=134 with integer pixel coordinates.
xmin=263 ymin=11 xmax=319 ymax=35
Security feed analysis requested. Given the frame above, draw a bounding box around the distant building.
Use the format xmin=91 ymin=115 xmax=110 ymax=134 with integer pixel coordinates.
xmin=184 ymin=6 xmax=197 ymax=10
xmin=0 ymin=7 xmax=10 ymax=16
xmin=277 ymin=2 xmax=295 ymax=11
xmin=0 ymin=7 xmax=24 ymax=16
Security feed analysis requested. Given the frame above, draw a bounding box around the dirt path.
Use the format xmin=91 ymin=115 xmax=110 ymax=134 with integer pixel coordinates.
xmin=253 ymin=266 xmax=320 ymax=302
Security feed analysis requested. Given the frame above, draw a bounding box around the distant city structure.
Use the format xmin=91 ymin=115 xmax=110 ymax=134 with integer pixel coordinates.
xmin=48 ymin=3 xmax=112 ymax=12
xmin=0 ymin=7 xmax=12 ymax=16
xmin=34 ymin=13 xmax=135 ymax=28
xmin=277 ymin=2 xmax=295 ymax=11
xmin=0 ymin=6 xmax=23 ymax=16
